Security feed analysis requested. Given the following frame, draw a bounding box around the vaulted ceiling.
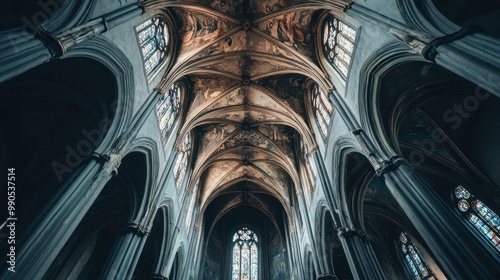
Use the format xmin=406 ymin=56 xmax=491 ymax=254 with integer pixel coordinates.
xmin=157 ymin=0 xmax=349 ymax=227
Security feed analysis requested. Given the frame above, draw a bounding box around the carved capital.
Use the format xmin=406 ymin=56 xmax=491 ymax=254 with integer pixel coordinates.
xmin=376 ymin=156 xmax=405 ymax=177
xmin=337 ymin=227 xmax=370 ymax=243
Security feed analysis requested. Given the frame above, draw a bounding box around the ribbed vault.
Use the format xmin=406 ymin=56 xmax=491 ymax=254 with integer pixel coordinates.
xmin=157 ymin=0 xmax=350 ymax=231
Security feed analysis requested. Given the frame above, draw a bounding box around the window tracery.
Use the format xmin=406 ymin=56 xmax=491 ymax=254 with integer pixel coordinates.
xmin=232 ymin=227 xmax=258 ymax=280
xmin=398 ymin=232 xmax=435 ymax=280
xmin=454 ymin=186 xmax=500 ymax=252
xmin=322 ymin=17 xmax=357 ymax=78
xmin=156 ymin=83 xmax=180 ymax=147
xmin=135 ymin=17 xmax=169 ymax=77
xmin=311 ymin=84 xmax=333 ymax=138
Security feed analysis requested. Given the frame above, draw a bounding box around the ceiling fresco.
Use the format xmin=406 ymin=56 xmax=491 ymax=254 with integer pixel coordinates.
xmin=165 ymin=0 xmax=350 ymax=225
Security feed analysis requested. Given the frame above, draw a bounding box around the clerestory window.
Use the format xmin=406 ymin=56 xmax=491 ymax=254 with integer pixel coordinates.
xmin=136 ymin=17 xmax=169 ymax=78
xmin=454 ymin=185 xmax=500 ymax=252
xmin=322 ymin=17 xmax=357 ymax=79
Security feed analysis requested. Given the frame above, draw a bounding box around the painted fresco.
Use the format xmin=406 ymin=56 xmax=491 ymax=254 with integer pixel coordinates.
xmin=199 ymin=124 xmax=239 ymax=153
xmin=268 ymin=226 xmax=287 ymax=279
xmin=174 ymin=8 xmax=237 ymax=60
xmin=257 ymin=75 xmax=306 ymax=115
xmin=203 ymin=226 xmax=224 ymax=280
xmin=258 ymin=124 xmax=294 ymax=157
xmin=194 ymin=30 xmax=293 ymax=60
xmin=256 ymin=10 xmax=317 ymax=58
xmin=188 ymin=76 xmax=239 ymax=114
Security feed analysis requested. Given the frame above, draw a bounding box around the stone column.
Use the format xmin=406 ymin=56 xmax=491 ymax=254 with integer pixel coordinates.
xmin=0 ymin=3 xmax=143 ymax=84
xmin=3 ymin=92 xmax=161 ymax=279
xmin=379 ymin=158 xmax=500 ymax=279
xmin=337 ymin=228 xmax=386 ymax=280
xmin=7 ymin=154 xmax=121 ymax=279
xmin=100 ymin=226 xmax=149 ymax=279
xmin=327 ymin=88 xmax=500 ymax=278
xmin=347 ymin=3 xmax=500 ymax=98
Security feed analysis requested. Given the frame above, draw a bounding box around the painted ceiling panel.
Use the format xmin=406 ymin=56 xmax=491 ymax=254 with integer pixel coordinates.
xmin=254 ymin=9 xmax=317 ymax=59
xmin=173 ymin=8 xmax=239 ymax=62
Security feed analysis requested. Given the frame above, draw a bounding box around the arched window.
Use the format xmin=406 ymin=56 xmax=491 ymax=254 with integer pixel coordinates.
xmin=174 ymin=133 xmax=191 ymax=190
xmin=454 ymin=186 xmax=500 ymax=252
xmin=232 ymin=227 xmax=258 ymax=280
xmin=135 ymin=17 xmax=169 ymax=77
xmin=322 ymin=16 xmax=357 ymax=79
xmin=398 ymin=232 xmax=435 ymax=280
xmin=156 ymin=83 xmax=180 ymax=147
xmin=311 ymin=84 xmax=333 ymax=138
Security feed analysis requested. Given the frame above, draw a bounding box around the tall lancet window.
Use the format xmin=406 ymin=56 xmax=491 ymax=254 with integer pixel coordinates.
xmin=232 ymin=227 xmax=258 ymax=280
xmin=398 ymin=232 xmax=435 ymax=280
xmin=311 ymin=84 xmax=333 ymax=138
xmin=454 ymin=186 xmax=500 ymax=252
xmin=135 ymin=17 xmax=169 ymax=77
xmin=174 ymin=133 xmax=191 ymax=190
xmin=156 ymin=83 xmax=180 ymax=147
xmin=322 ymin=17 xmax=356 ymax=78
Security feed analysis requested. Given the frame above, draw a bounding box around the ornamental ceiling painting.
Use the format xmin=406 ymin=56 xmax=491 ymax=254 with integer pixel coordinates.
xmin=158 ymin=0 xmax=350 ymax=225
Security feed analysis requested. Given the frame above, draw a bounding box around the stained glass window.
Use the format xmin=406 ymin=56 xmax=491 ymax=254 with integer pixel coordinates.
xmin=311 ymin=84 xmax=333 ymax=138
xmin=174 ymin=133 xmax=191 ymax=191
xmin=322 ymin=17 xmax=357 ymax=78
xmin=453 ymin=186 xmax=500 ymax=252
xmin=398 ymin=232 xmax=435 ymax=280
xmin=156 ymin=83 xmax=181 ymax=147
xmin=135 ymin=17 xmax=169 ymax=77
xmin=232 ymin=227 xmax=258 ymax=280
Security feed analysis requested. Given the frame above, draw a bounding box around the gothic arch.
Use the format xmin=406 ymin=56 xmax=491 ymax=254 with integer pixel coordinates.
xmin=0 ymin=53 xmax=120 ymax=244
xmin=126 ymin=137 xmax=160 ymax=223
xmin=44 ymin=151 xmax=150 ymax=279
xmin=358 ymin=41 xmax=425 ymax=160
xmin=64 ymin=36 xmax=135 ymax=152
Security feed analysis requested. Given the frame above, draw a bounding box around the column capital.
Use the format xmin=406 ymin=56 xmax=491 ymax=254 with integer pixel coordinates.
xmin=337 ymin=227 xmax=370 ymax=243
xmin=375 ymin=156 xmax=406 ymax=177
xmin=316 ymin=274 xmax=339 ymax=280
xmin=123 ymin=221 xmax=150 ymax=236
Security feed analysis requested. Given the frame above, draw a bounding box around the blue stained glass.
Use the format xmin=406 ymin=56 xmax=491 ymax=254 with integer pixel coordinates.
xmin=405 ymin=255 xmax=421 ymax=280
xmin=399 ymin=232 xmax=434 ymax=279
xmin=136 ymin=17 xmax=169 ymax=77
xmin=156 ymin=84 xmax=181 ymax=147
xmin=454 ymin=186 xmax=500 ymax=252
xmin=454 ymin=186 xmax=470 ymax=199
xmin=232 ymin=227 xmax=258 ymax=280
xmin=322 ymin=17 xmax=356 ymax=79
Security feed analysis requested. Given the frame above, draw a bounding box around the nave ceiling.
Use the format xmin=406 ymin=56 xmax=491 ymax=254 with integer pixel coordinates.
xmin=153 ymin=0 xmax=349 ymax=225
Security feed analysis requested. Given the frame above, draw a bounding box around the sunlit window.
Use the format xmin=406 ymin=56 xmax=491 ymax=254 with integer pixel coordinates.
xmin=136 ymin=17 xmax=169 ymax=77
xmin=454 ymin=186 xmax=500 ymax=252
xmin=174 ymin=133 xmax=191 ymax=190
xmin=156 ymin=83 xmax=180 ymax=147
xmin=232 ymin=227 xmax=258 ymax=280
xmin=322 ymin=17 xmax=356 ymax=78
xmin=311 ymin=84 xmax=333 ymax=138
xmin=398 ymin=232 xmax=435 ymax=280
